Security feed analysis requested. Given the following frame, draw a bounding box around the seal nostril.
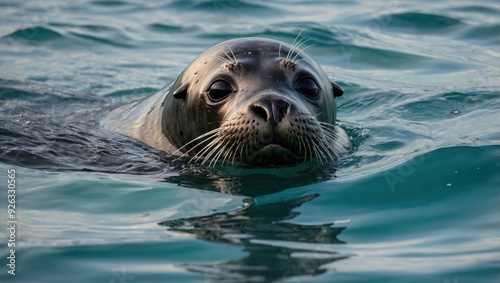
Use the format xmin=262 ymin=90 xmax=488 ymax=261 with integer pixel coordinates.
xmin=277 ymin=101 xmax=290 ymax=122
xmin=251 ymin=99 xmax=291 ymax=124
xmin=251 ymin=105 xmax=268 ymax=122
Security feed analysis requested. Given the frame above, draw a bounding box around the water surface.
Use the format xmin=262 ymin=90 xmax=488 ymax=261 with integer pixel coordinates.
xmin=1 ymin=0 xmax=499 ymax=282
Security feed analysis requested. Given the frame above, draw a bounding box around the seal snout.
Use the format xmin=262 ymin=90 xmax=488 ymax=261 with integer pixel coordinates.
xmin=247 ymin=96 xmax=295 ymax=149
xmin=249 ymin=96 xmax=291 ymax=126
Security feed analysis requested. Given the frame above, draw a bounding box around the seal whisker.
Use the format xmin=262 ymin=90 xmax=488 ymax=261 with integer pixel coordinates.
xmin=320 ymin=124 xmax=342 ymax=141
xmin=245 ymin=138 xmax=254 ymax=162
xmin=308 ymin=132 xmax=329 ymax=163
xmin=243 ymin=140 xmax=249 ymax=162
xmin=316 ymin=135 xmax=336 ymax=161
xmin=320 ymin=124 xmax=344 ymax=152
xmin=229 ymin=144 xmax=239 ymax=167
xmin=238 ymin=139 xmax=247 ymax=165
xmin=287 ymin=37 xmax=311 ymax=63
xmin=289 ymin=38 xmax=312 ymax=63
xmin=321 ymin=134 xmax=340 ymax=155
xmin=321 ymin=129 xmax=346 ymax=159
xmin=287 ymin=27 xmax=306 ymax=62
xmin=291 ymin=43 xmax=315 ymax=63
xmin=311 ymin=141 xmax=325 ymax=165
xmin=297 ymin=137 xmax=307 ymax=162
xmin=221 ymin=50 xmax=234 ymax=64
xmin=220 ymin=138 xmax=238 ymax=167
xmin=318 ymin=138 xmax=334 ymax=162
xmin=219 ymin=139 xmax=237 ymax=166
xmin=170 ymin=128 xmax=220 ymax=157
xmin=172 ymin=133 xmax=219 ymax=162
xmin=321 ymin=130 xmax=339 ymax=143
xmin=204 ymin=141 xmax=222 ymax=166
xmin=188 ymin=142 xmax=214 ymax=164
xmin=296 ymin=135 xmax=307 ymax=163
xmin=208 ymin=140 xmax=230 ymax=167
xmin=199 ymin=142 xmax=223 ymax=166
xmin=319 ymin=123 xmax=341 ymax=134
xmin=200 ymin=137 xmax=227 ymax=165
xmin=231 ymin=141 xmax=245 ymax=167
xmin=207 ymin=150 xmax=222 ymax=167
xmin=303 ymin=135 xmax=314 ymax=163
xmin=215 ymin=55 xmax=232 ymax=64
xmin=313 ymin=112 xmax=324 ymax=119
xmin=199 ymin=146 xmax=216 ymax=165
xmin=190 ymin=137 xmax=222 ymax=164
xmin=318 ymin=121 xmax=336 ymax=127
xmin=319 ymin=125 xmax=338 ymax=137
xmin=227 ymin=143 xmax=237 ymax=167
xmin=227 ymin=44 xmax=238 ymax=64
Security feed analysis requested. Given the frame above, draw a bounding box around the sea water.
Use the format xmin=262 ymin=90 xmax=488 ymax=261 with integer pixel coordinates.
xmin=0 ymin=1 xmax=499 ymax=282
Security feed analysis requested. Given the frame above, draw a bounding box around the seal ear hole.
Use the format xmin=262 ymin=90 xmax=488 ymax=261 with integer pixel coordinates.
xmin=331 ymin=81 xmax=344 ymax=97
xmin=296 ymin=77 xmax=319 ymax=99
xmin=179 ymin=130 xmax=183 ymax=136
xmin=207 ymin=80 xmax=234 ymax=103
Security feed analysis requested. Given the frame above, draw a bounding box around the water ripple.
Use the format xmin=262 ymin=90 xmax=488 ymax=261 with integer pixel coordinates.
xmin=147 ymin=23 xmax=199 ymax=33
xmin=1 ymin=1 xmax=499 ymax=282
xmin=377 ymin=12 xmax=464 ymax=33
xmin=2 ymin=26 xmax=64 ymax=42
xmin=458 ymin=24 xmax=500 ymax=45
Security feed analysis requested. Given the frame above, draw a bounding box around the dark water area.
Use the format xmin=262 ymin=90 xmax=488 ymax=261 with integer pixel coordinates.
xmin=1 ymin=0 xmax=499 ymax=282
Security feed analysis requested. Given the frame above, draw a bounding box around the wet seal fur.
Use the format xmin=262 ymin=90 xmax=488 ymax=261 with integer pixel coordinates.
xmin=102 ymin=37 xmax=351 ymax=168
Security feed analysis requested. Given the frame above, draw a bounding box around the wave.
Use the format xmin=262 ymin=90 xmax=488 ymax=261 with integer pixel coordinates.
xmin=147 ymin=23 xmax=199 ymax=33
xmin=1 ymin=26 xmax=64 ymax=42
xmin=457 ymin=24 xmax=500 ymax=45
xmin=372 ymin=12 xmax=464 ymax=33
xmin=89 ymin=0 xmax=128 ymax=7
xmin=68 ymin=30 xmax=134 ymax=48
xmin=449 ymin=5 xmax=500 ymax=15
xmin=164 ymin=0 xmax=281 ymax=14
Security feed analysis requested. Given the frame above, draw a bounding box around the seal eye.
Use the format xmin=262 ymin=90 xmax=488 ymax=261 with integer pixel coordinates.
xmin=207 ymin=80 xmax=234 ymax=102
xmin=296 ymin=78 xmax=319 ymax=99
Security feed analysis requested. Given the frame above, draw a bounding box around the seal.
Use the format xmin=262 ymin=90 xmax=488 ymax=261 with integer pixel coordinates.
xmin=102 ymin=37 xmax=351 ymax=168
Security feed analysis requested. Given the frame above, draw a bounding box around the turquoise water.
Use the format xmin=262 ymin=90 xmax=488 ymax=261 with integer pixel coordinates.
xmin=1 ymin=0 xmax=499 ymax=282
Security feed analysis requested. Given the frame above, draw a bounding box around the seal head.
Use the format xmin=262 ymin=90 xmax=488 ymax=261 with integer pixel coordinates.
xmin=161 ymin=37 xmax=350 ymax=167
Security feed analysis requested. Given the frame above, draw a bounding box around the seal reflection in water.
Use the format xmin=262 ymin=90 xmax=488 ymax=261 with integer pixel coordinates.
xmin=102 ymin=37 xmax=351 ymax=168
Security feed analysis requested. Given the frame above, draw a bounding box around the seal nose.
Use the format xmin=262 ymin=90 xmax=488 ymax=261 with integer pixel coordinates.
xmin=250 ymin=97 xmax=291 ymax=125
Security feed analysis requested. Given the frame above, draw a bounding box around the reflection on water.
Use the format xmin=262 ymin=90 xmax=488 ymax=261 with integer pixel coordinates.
xmin=164 ymin=161 xmax=341 ymax=197
xmin=160 ymin=194 xmax=348 ymax=281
